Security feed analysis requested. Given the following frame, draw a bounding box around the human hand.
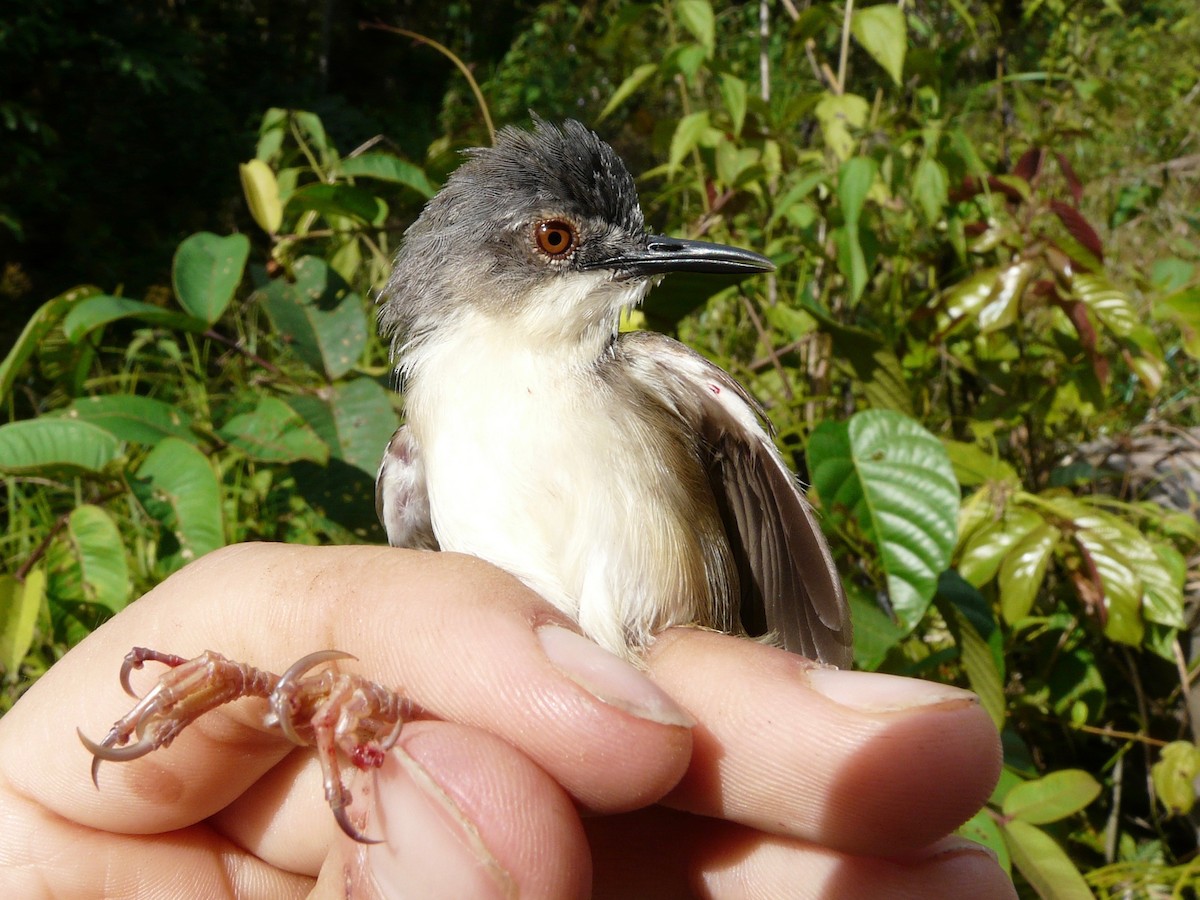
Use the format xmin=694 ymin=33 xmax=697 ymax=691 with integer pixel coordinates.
xmin=0 ymin=543 xmax=1013 ymax=897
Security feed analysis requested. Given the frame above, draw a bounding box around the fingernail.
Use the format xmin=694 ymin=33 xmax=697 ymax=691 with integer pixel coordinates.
xmin=805 ymin=668 xmax=979 ymax=713
xmin=537 ymin=624 xmax=694 ymax=728
xmin=366 ymin=748 xmax=513 ymax=899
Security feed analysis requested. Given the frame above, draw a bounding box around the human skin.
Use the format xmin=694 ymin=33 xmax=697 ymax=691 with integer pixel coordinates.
xmin=0 ymin=543 xmax=1015 ymax=898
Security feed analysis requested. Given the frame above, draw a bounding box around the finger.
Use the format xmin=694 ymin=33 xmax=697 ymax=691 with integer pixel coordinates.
xmin=587 ymin=809 xmax=1015 ymax=899
xmin=0 ymin=786 xmax=311 ymax=898
xmin=214 ymin=721 xmax=591 ymax=899
xmin=2 ymin=543 xmax=692 ymax=838
xmin=647 ymin=628 xmax=1002 ymax=855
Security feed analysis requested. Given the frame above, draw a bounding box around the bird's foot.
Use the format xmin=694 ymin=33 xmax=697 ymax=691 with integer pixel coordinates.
xmin=79 ymin=647 xmax=414 ymax=843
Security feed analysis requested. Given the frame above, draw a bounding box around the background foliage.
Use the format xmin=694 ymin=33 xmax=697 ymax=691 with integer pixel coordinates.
xmin=3 ymin=1 xmax=1199 ymax=895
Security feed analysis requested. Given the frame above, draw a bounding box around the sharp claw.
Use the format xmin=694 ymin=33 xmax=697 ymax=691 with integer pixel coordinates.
xmin=334 ymin=802 xmax=381 ymax=844
xmin=272 ymin=650 xmax=357 ymax=745
xmin=77 ymin=727 xmax=161 ymax=764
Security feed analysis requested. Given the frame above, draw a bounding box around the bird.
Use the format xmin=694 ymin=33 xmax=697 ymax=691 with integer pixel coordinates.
xmin=375 ymin=118 xmax=852 ymax=668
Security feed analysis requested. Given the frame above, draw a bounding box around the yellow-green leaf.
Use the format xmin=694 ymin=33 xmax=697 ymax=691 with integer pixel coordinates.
xmin=850 ymin=4 xmax=908 ymax=86
xmin=239 ymin=159 xmax=283 ymax=234
xmin=1151 ymin=741 xmax=1200 ymax=816
xmin=0 ymin=569 xmax=44 ymax=678
xmin=815 ymin=92 xmax=869 ymax=161
xmin=598 ymin=63 xmax=658 ymax=122
xmin=1003 ymin=769 xmax=1101 ymax=824
xmin=1003 ymin=819 xmax=1095 ymax=900
xmin=998 ymin=522 xmax=1059 ymax=625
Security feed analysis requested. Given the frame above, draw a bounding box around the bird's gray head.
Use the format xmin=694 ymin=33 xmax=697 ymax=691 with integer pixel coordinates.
xmin=379 ymin=118 xmax=772 ymax=366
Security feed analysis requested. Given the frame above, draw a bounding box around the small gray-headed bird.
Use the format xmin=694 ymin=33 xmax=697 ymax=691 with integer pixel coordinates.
xmin=376 ymin=118 xmax=852 ymax=668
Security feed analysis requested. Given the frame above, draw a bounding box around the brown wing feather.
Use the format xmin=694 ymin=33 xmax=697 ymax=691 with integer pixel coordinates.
xmin=618 ymin=331 xmax=853 ymax=668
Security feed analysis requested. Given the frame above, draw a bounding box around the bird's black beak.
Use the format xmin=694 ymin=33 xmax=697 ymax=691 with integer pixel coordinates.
xmin=589 ymin=235 xmax=775 ymax=277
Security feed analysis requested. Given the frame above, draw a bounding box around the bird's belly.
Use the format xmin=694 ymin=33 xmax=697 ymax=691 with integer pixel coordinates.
xmin=409 ymin=371 xmax=719 ymax=658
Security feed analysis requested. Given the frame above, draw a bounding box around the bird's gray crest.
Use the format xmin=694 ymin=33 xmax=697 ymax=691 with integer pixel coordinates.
xmin=379 ymin=118 xmax=648 ymax=355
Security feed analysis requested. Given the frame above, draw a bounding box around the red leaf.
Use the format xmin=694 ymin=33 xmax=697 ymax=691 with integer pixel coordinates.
xmin=1055 ymin=152 xmax=1083 ymax=205
xmin=1057 ymin=297 xmax=1110 ymax=386
xmin=1013 ymin=148 xmax=1045 ymax=184
xmin=986 ymin=175 xmax=1027 ymax=203
xmin=1050 ymin=200 xmax=1105 ymax=267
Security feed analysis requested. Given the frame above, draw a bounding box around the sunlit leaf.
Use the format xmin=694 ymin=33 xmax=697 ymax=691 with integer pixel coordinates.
xmin=1003 ymin=820 xmax=1094 ymax=900
xmin=0 ymin=418 xmax=122 ymax=474
xmin=64 ymin=395 xmax=195 ymax=445
xmin=1072 ymin=272 xmax=1137 ymax=338
xmin=173 ymin=232 xmax=251 ymax=324
xmin=676 ymin=0 xmax=715 ymax=56
xmin=810 ymin=410 xmax=959 ymax=633
xmin=1004 ymin=769 xmax=1101 ymax=824
xmin=0 ymin=285 xmax=101 ymax=403
xmin=718 ymin=73 xmax=748 ymax=135
xmin=0 ymin=569 xmax=44 ymax=678
xmin=943 ymin=440 xmax=1019 ymax=488
xmin=66 ymin=504 xmax=131 ymax=612
xmin=240 ymin=159 xmax=283 ymax=234
xmin=850 ymin=4 xmax=908 ymax=85
xmin=218 ymin=396 xmax=330 ymax=464
xmin=62 ymin=295 xmax=206 ymax=343
xmin=815 ymin=92 xmax=869 ymax=161
xmin=957 ymin=810 xmax=1009 ymax=874
xmin=956 ymin=506 xmax=1044 ymax=588
xmin=1151 ymin=741 xmax=1200 ymax=816
xmin=599 ymin=63 xmax=658 ymax=121
xmin=133 ymin=437 xmax=224 ymax=567
xmin=286 ymin=183 xmax=387 ymax=226
xmin=336 ymin=153 xmax=435 ymax=198
xmin=668 ymin=111 xmax=710 ymax=173
xmin=998 ymin=522 xmax=1060 ymax=624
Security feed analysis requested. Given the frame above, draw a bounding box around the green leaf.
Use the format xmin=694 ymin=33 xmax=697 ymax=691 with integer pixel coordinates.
xmin=66 ymin=505 xmax=131 ymax=612
xmin=942 ymin=440 xmax=1019 ymax=487
xmin=1153 ymin=287 xmax=1200 ymax=358
xmin=668 ymin=111 xmax=711 ymax=173
xmin=286 ymin=183 xmax=388 ymax=226
xmin=911 ymin=156 xmax=948 ymax=224
xmin=1003 ymin=770 xmax=1101 ymax=824
xmin=1073 ymin=525 xmax=1144 ymax=646
xmin=287 ymin=377 xmax=398 ymax=475
xmin=676 ymin=0 xmax=715 ymax=56
xmin=0 ymin=285 xmax=101 ymax=403
xmin=0 ymin=418 xmax=122 ymax=474
xmin=998 ymin=522 xmax=1060 ymax=624
xmin=848 ymin=588 xmax=906 ymax=671
xmin=809 ymin=410 xmax=959 ymax=633
xmin=718 ymin=74 xmax=748 ymax=135
xmin=851 ymin=4 xmax=908 ymax=85
xmin=836 ymin=156 xmax=877 ymax=303
xmin=1072 ymin=272 xmax=1137 ymax=338
xmin=218 ymin=396 xmax=330 ymax=464
xmin=133 ymin=437 xmax=224 ymax=566
xmin=957 ymin=810 xmax=1010 ymax=874
xmin=64 ymin=395 xmax=196 ymax=445
xmin=240 ymin=159 xmax=283 ymax=234
xmin=957 ymin=506 xmax=1045 ymax=588
xmin=1151 ymin=741 xmax=1200 ymax=816
xmin=599 ymin=63 xmax=659 ymax=121
xmin=815 ymin=92 xmax=869 ymax=161
xmin=173 ymin=232 xmax=251 ymax=324
xmin=258 ymin=257 xmax=369 ymax=380
xmin=337 ymin=153 xmax=436 ymax=198
xmin=1003 ymin=820 xmax=1095 ymax=900
xmin=0 ymin=569 xmax=44 ymax=679
xmin=62 ymin=295 xmax=207 ymax=343
xmin=947 ymin=604 xmax=1006 ymax=730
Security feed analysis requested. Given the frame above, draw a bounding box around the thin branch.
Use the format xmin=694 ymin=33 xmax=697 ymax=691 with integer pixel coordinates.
xmin=836 ymin=0 xmax=855 ymax=95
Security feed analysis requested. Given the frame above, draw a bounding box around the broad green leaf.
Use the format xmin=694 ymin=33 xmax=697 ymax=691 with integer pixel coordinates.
xmin=286 ymin=377 xmax=398 ymax=475
xmin=911 ymin=156 xmax=948 ymax=225
xmin=65 ymin=395 xmax=195 ymax=445
xmin=838 ymin=156 xmax=876 ymax=227
xmin=809 ymin=410 xmax=959 ymax=633
xmin=337 ymin=153 xmax=436 ymax=198
xmin=676 ymin=0 xmax=715 ymax=56
xmin=668 ymin=111 xmax=711 ymax=173
xmin=1004 ymin=770 xmax=1101 ymax=824
xmin=66 ymin=505 xmax=131 ymax=611
xmin=133 ymin=437 xmax=224 ymax=566
xmin=958 ymin=810 xmax=1010 ymax=874
xmin=998 ymin=522 xmax=1060 ymax=624
xmin=218 ymin=396 xmax=330 ymax=464
xmin=1151 ymin=741 xmax=1200 ymax=816
xmin=1073 ymin=272 xmax=1137 ymax=338
xmin=1074 ymin=525 xmax=1143 ymax=645
xmin=173 ymin=232 xmax=250 ymax=324
xmin=719 ymin=74 xmax=748 ymax=135
xmin=851 ymin=4 xmax=908 ymax=85
xmin=942 ymin=440 xmax=1019 ymax=487
xmin=956 ymin=506 xmax=1044 ymax=588
xmin=598 ymin=63 xmax=658 ymax=121
xmin=0 ymin=285 xmax=101 ymax=403
xmin=1003 ymin=820 xmax=1094 ymax=900
xmin=240 ymin=159 xmax=283 ymax=234
xmin=937 ymin=261 xmax=1034 ymax=337
xmin=0 ymin=418 xmax=121 ymax=474
xmin=62 ymin=295 xmax=207 ymax=343
xmin=815 ymin=92 xmax=869 ymax=161
xmin=0 ymin=569 xmax=44 ymax=678
xmin=257 ymin=256 xmax=369 ymax=380
xmin=286 ymin=183 xmax=387 ymax=226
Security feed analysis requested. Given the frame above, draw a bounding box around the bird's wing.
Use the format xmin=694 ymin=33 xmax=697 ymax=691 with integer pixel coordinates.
xmin=376 ymin=425 xmax=440 ymax=550
xmin=616 ymin=331 xmax=852 ymax=668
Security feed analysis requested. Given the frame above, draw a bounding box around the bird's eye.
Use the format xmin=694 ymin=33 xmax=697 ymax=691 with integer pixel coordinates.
xmin=534 ymin=220 xmax=576 ymax=258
